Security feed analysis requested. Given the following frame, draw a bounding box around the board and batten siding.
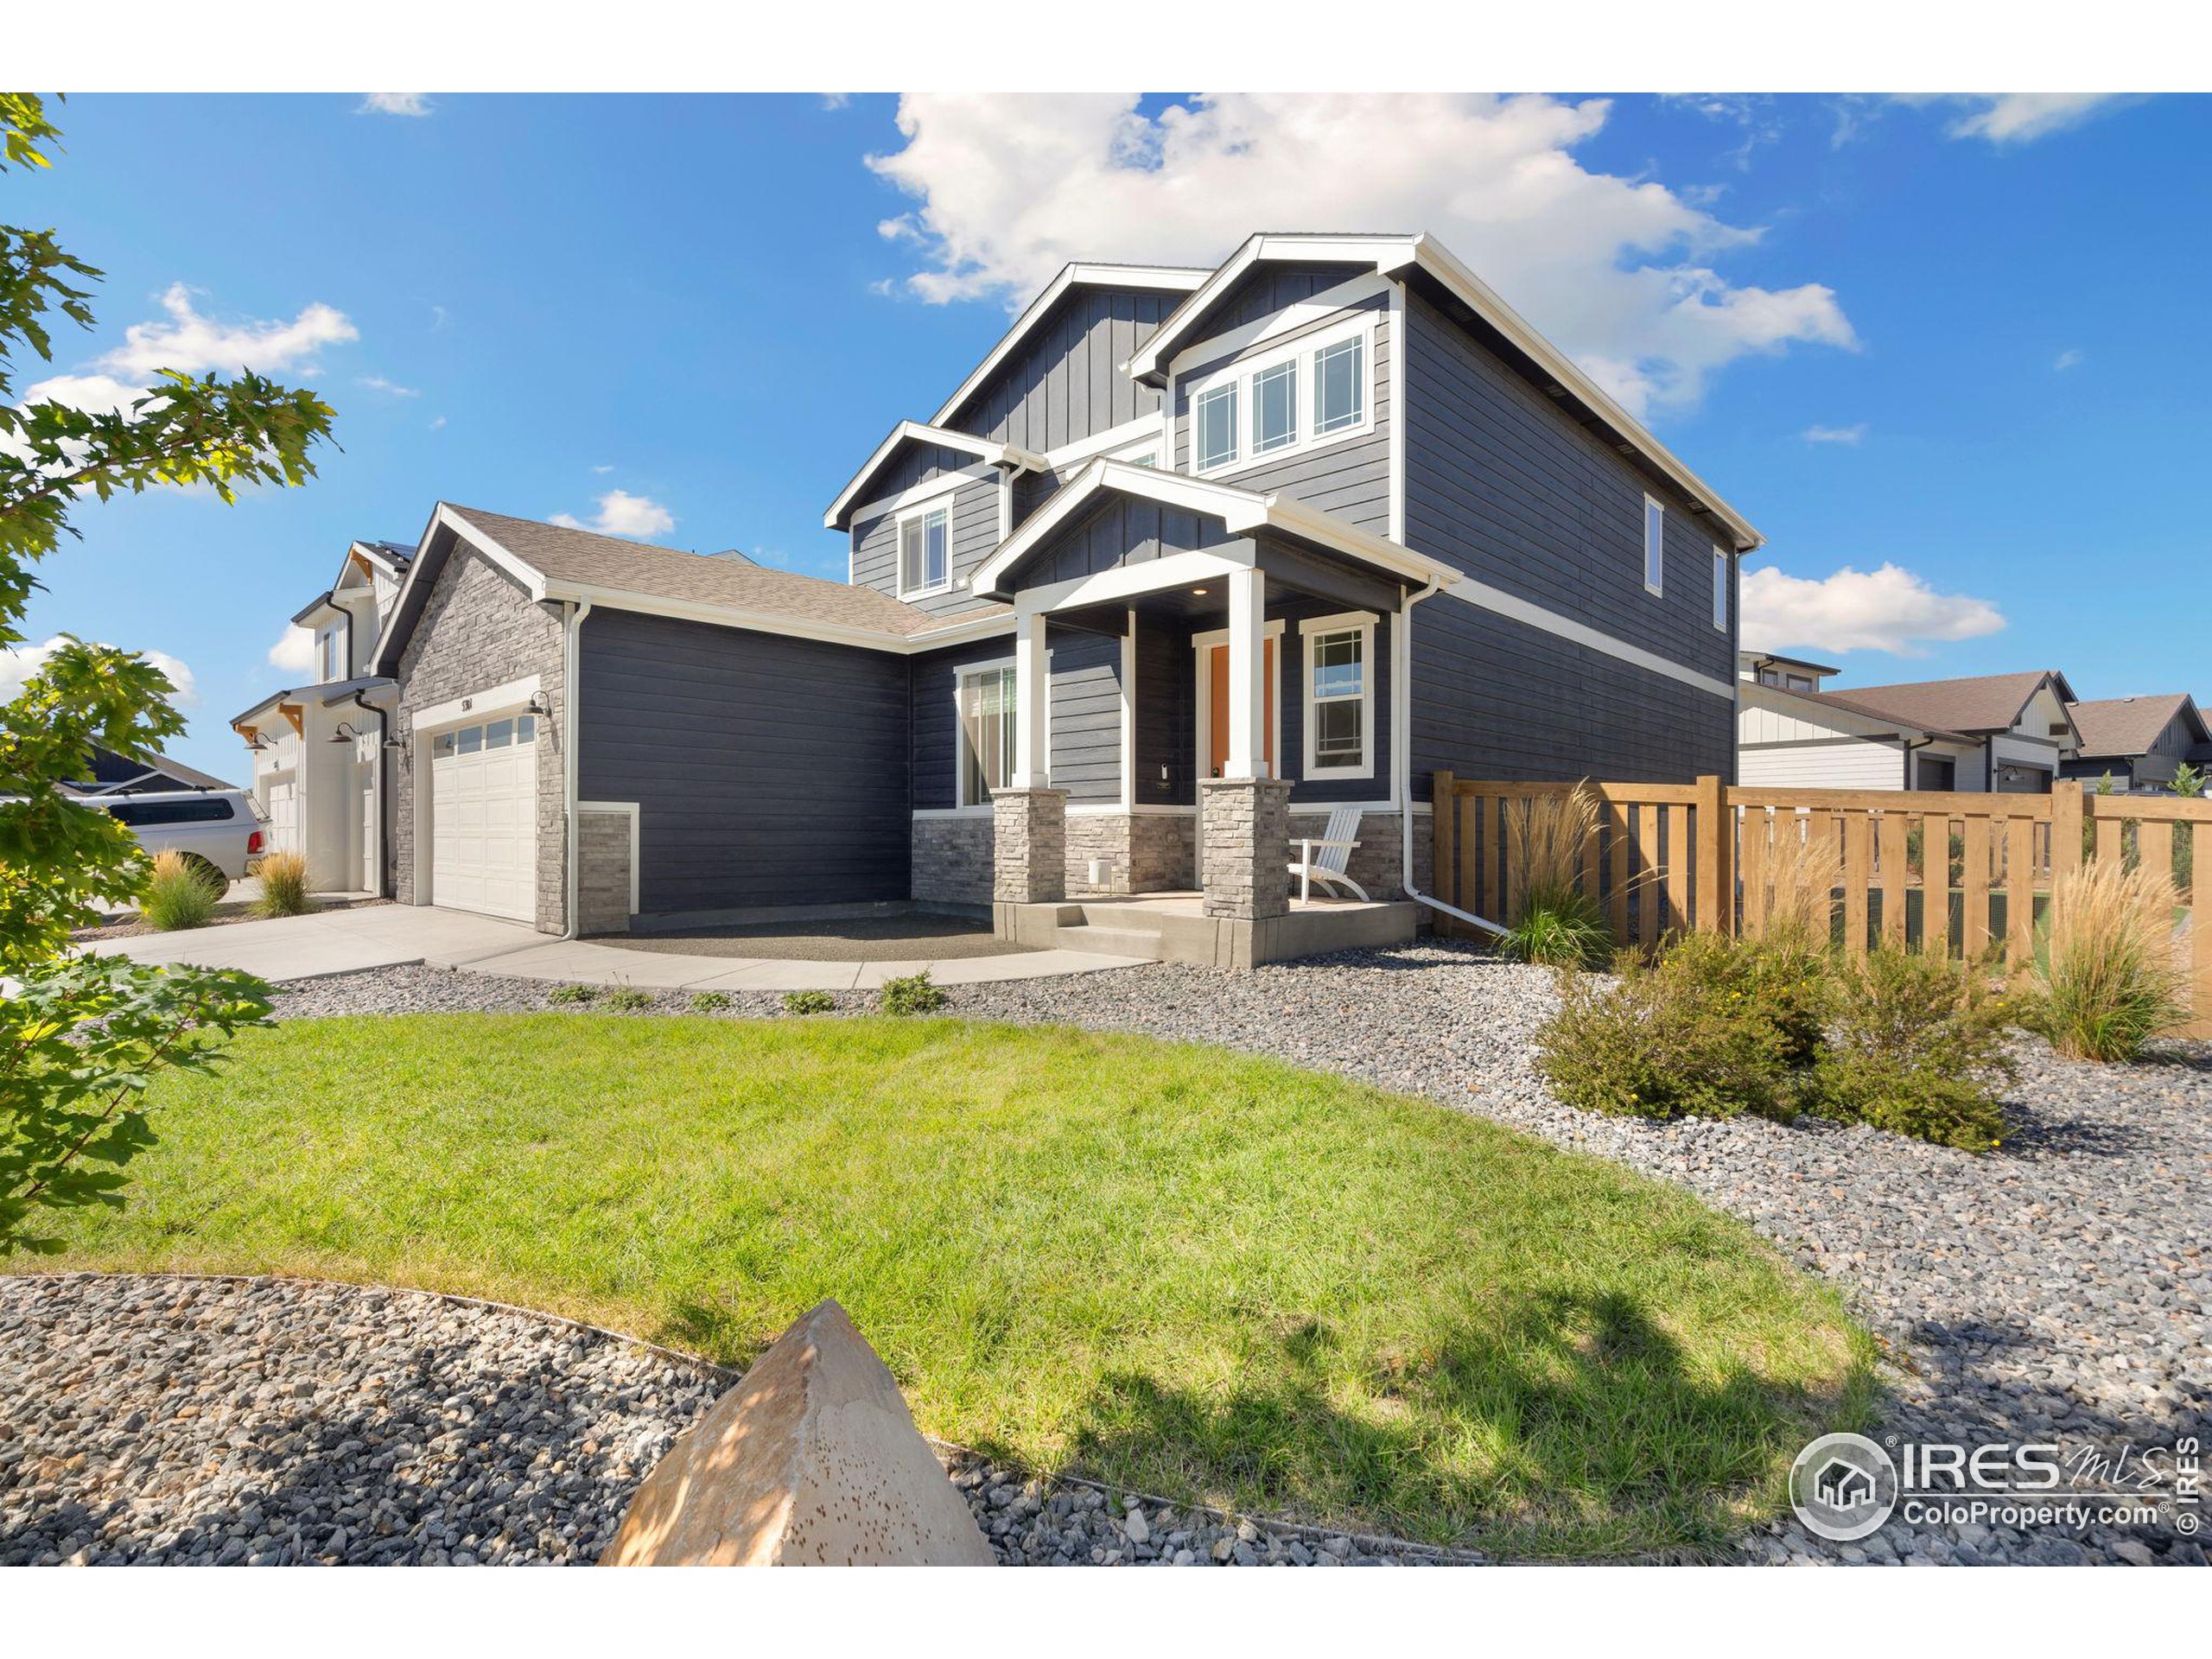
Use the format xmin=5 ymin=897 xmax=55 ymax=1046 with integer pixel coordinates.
xmin=945 ymin=287 xmax=1179 ymax=453
xmin=577 ymin=610 xmax=911 ymax=914
xmin=1401 ymin=289 xmax=1738 ymax=690
xmin=1170 ymin=284 xmax=1393 ymax=537
xmin=847 ymin=442 xmax=1005 ymax=621
xmin=1016 ymin=493 xmax=1243 ymax=591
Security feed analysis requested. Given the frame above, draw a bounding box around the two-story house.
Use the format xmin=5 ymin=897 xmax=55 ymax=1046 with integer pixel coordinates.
xmin=230 ymin=538 xmax=411 ymax=889
xmin=294 ymin=231 xmax=1764 ymax=960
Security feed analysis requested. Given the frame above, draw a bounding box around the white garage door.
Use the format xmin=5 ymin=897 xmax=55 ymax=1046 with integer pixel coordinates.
xmin=264 ymin=775 xmax=299 ymax=853
xmin=430 ymin=715 xmax=538 ymax=921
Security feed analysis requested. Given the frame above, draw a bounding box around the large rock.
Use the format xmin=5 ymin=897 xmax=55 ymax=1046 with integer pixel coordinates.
xmin=601 ymin=1300 xmax=995 ymax=1567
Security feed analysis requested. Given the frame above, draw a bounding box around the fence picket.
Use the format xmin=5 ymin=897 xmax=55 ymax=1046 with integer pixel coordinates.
xmin=1961 ymin=816 xmax=1991 ymax=961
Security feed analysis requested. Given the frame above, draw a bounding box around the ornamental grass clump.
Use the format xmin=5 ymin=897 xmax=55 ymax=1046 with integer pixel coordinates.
xmin=1499 ymin=785 xmax=1613 ymax=969
xmin=2033 ymin=859 xmax=2190 ymax=1061
xmin=139 ymin=851 xmax=218 ymax=931
xmin=250 ymin=849 xmax=311 ymax=918
xmin=1758 ymin=819 xmax=1843 ymax=957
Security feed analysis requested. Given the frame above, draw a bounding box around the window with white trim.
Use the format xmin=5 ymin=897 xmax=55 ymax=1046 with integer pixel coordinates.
xmin=956 ymin=664 xmax=1018 ymax=807
xmin=1712 ymin=543 xmax=1729 ymax=632
xmin=1300 ymin=613 xmax=1376 ymax=780
xmin=1313 ymin=335 xmax=1366 ymax=435
xmin=899 ymin=504 xmax=950 ymax=597
xmin=1253 ymin=359 xmax=1298 ymax=454
xmin=317 ymin=624 xmax=344 ymax=682
xmin=1195 ymin=382 xmax=1240 ymax=472
xmin=1643 ymin=495 xmax=1665 ymax=596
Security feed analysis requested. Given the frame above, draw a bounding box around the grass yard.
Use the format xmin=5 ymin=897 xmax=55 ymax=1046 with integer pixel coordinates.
xmin=34 ymin=1014 xmax=1872 ymax=1557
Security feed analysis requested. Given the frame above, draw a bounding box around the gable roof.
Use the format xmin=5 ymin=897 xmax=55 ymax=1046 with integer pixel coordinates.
xmin=2067 ymin=693 xmax=2210 ymax=759
xmin=372 ymin=504 xmax=1008 ymax=672
xmin=1123 ymin=232 xmax=1764 ymax=552
xmin=822 ymin=421 xmax=1043 ymax=532
xmin=73 ymin=743 xmax=237 ymax=795
xmin=1827 ymin=671 xmax=2080 ymax=738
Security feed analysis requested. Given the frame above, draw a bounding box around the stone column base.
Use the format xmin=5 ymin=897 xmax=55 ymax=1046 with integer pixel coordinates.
xmin=575 ymin=804 xmax=636 ymax=935
xmin=991 ymin=786 xmax=1069 ymax=905
xmin=1200 ymin=777 xmax=1292 ymax=920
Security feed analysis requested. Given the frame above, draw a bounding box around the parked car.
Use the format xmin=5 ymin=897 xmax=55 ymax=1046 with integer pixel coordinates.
xmin=80 ymin=788 xmax=268 ymax=893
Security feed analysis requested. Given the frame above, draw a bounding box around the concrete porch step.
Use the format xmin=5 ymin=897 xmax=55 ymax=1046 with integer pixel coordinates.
xmin=997 ymin=896 xmax=1421 ymax=969
xmin=1055 ymin=924 xmax=1168 ymax=962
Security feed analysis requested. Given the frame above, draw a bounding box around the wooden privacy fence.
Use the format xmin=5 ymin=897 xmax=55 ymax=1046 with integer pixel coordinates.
xmin=1431 ymin=773 xmax=2212 ymax=1039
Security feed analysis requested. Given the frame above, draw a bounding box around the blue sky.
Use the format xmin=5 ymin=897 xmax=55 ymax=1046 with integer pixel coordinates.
xmin=7 ymin=92 xmax=2206 ymax=782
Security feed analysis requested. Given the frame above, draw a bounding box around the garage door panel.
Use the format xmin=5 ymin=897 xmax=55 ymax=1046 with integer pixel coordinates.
xmin=429 ymin=720 xmax=537 ymax=921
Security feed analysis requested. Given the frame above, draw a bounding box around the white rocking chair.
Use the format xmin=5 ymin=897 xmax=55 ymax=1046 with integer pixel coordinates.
xmin=1289 ymin=807 xmax=1370 ymax=903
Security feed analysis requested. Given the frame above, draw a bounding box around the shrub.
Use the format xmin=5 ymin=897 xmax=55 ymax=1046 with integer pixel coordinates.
xmin=879 ymin=971 xmax=947 ymax=1016
xmin=2032 ymin=860 xmax=2190 ymax=1061
xmin=603 ymin=986 xmax=653 ymax=1012
xmin=139 ymin=851 xmax=218 ymax=931
xmin=690 ymin=991 xmax=733 ymax=1014
xmin=1801 ymin=949 xmax=2014 ymax=1152
xmin=251 ymin=849 xmax=312 ymax=918
xmin=1535 ymin=934 xmax=1798 ymax=1122
xmin=548 ymin=982 xmax=596 ymax=1005
xmin=782 ymin=989 xmax=836 ymax=1015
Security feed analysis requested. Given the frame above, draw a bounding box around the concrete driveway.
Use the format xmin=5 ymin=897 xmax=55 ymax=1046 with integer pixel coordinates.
xmin=84 ymin=905 xmax=540 ymax=983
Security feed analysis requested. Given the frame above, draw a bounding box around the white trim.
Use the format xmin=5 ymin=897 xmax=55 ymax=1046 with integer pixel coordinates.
xmin=1128 ymin=234 xmax=1422 ymax=380
xmin=1643 ymin=494 xmax=1665 ymax=597
xmin=1289 ymin=799 xmax=1410 ymax=817
xmin=1015 ymin=549 xmax=1253 ymax=618
xmin=1165 ymin=271 xmax=1394 ymax=379
xmin=1192 ymin=618 xmax=1286 ymax=785
xmin=953 ymin=650 xmax=1052 ymax=806
xmin=931 ymin=264 xmax=1211 ymax=431
xmin=823 ymin=422 xmax=1021 ymax=531
xmin=1387 ymin=278 xmax=1407 ymax=545
xmin=1043 ymin=415 xmax=1173 ymax=470
xmin=1712 ymin=542 xmax=1730 ymax=632
xmin=1300 ymin=611 xmax=1378 ymax=782
xmin=912 ymin=806 xmax=995 ymax=821
xmin=1184 ymin=315 xmax=1376 ymax=482
xmin=577 ymin=799 xmax=641 ymax=915
xmin=1119 ymin=611 xmax=1136 ymax=811
xmin=411 ymin=673 xmax=542 ymax=737
xmin=893 ymin=497 xmax=953 ymax=601
xmin=370 ymin=501 xmax=545 ymax=674
xmin=1438 ymin=575 xmax=1738 ymax=701
xmin=843 ymin=461 xmax=994 ymax=531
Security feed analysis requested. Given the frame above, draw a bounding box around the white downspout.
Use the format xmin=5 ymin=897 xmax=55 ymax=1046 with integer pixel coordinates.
xmin=1395 ymin=577 xmax=1508 ymax=938
xmin=560 ymin=599 xmax=593 ymax=940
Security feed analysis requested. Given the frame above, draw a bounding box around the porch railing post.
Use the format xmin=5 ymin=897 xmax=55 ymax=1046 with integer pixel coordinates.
xmin=1694 ymin=774 xmax=1731 ymax=934
xmin=1224 ymin=565 xmax=1268 ymax=780
xmin=1011 ymin=607 xmax=1049 ymax=789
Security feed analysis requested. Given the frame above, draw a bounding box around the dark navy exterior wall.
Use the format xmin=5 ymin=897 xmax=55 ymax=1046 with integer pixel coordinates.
xmin=578 ymin=610 xmax=912 ymax=913
xmin=908 ymin=624 xmax=1122 ymax=811
xmin=945 ymin=286 xmax=1179 ymax=452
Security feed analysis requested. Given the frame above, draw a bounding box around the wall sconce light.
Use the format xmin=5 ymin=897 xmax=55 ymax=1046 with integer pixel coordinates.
xmin=527 ymin=691 xmax=552 ymax=716
xmin=329 ymin=721 xmax=359 ymax=744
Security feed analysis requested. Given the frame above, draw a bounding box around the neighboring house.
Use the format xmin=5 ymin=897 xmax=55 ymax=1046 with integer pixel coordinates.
xmin=268 ymin=230 xmax=1766 ymax=949
xmin=230 ymin=538 xmax=413 ymax=888
xmin=67 ymin=744 xmax=235 ymax=796
xmin=1738 ymin=661 xmax=2082 ymax=792
xmin=2061 ymin=694 xmax=2212 ymax=791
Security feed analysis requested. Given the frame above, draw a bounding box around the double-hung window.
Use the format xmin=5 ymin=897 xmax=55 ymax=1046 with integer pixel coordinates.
xmin=1313 ymin=335 xmax=1366 ymax=435
xmin=957 ymin=664 xmax=1019 ymax=807
xmin=1195 ymin=382 xmax=1240 ymax=473
xmin=1301 ymin=613 xmax=1375 ymax=780
xmin=1253 ymin=360 xmax=1299 ymax=454
xmin=1643 ymin=495 xmax=1665 ymax=596
xmin=1712 ymin=543 xmax=1729 ymax=632
xmin=899 ymin=504 xmax=950 ymax=597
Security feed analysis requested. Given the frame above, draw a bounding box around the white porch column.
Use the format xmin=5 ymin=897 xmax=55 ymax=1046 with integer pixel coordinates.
xmin=1224 ymin=565 xmax=1269 ymax=780
xmin=1012 ymin=608 xmax=1050 ymax=788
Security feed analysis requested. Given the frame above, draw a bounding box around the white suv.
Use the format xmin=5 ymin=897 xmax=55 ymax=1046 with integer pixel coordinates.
xmin=85 ymin=789 xmax=269 ymax=893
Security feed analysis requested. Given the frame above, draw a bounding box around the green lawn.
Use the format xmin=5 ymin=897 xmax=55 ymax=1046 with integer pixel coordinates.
xmin=34 ymin=1013 xmax=1872 ymax=1557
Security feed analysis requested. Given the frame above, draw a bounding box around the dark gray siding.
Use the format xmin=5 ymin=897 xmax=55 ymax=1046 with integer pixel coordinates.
xmin=1408 ymin=598 xmax=1731 ymax=792
xmin=1402 ymin=289 xmax=1737 ymax=685
xmin=579 ymin=611 xmax=911 ymax=912
xmin=849 ymin=447 xmax=1004 ymax=621
xmin=1016 ymin=493 xmax=1243 ymax=590
xmin=1133 ymin=614 xmax=1194 ymax=808
xmin=909 ymin=635 xmax=1017 ymax=814
xmin=909 ymin=625 xmax=1123 ymax=810
xmin=947 ymin=287 xmax=1178 ymax=451
xmin=1270 ymin=595 xmax=1393 ymax=805
xmin=1173 ymin=262 xmax=1376 ymax=340
xmin=1171 ymin=286 xmax=1392 ymax=536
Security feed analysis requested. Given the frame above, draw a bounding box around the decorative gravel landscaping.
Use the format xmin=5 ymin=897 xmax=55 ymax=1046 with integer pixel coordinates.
xmin=266 ymin=946 xmax=2212 ymax=1566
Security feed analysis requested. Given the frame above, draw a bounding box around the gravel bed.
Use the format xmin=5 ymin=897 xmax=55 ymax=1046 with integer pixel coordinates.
xmin=270 ymin=950 xmax=2212 ymax=1565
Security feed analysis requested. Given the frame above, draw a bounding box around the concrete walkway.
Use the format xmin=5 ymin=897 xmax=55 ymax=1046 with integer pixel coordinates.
xmin=88 ymin=905 xmax=1138 ymax=989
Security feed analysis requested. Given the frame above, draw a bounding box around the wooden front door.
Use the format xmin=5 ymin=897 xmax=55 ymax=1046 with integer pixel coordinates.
xmin=1205 ymin=638 xmax=1275 ymax=779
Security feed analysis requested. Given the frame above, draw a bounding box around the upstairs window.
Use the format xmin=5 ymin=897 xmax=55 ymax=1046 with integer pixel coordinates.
xmin=1253 ymin=360 xmax=1299 ymax=454
xmin=1195 ymin=382 xmax=1240 ymax=472
xmin=1313 ymin=336 xmax=1366 ymax=435
xmin=317 ymin=624 xmax=344 ymax=682
xmin=1712 ymin=543 xmax=1729 ymax=632
xmin=957 ymin=663 xmax=1019 ymax=807
xmin=899 ymin=504 xmax=950 ymax=597
xmin=1643 ymin=496 xmax=1665 ymax=596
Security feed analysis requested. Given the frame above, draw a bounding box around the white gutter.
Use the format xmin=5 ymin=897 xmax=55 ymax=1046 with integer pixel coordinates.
xmin=560 ymin=599 xmax=593 ymax=940
xmin=1395 ymin=576 xmax=1507 ymax=939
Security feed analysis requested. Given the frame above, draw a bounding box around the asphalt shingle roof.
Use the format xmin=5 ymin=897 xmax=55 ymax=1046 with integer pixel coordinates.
xmin=2067 ymin=694 xmax=2204 ymax=759
xmin=1818 ymin=671 xmax=2063 ymax=736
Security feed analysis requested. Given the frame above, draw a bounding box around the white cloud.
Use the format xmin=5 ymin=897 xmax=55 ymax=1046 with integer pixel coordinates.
xmin=93 ymin=283 xmax=356 ymax=381
xmin=1937 ymin=94 xmax=2129 ymax=146
xmin=2053 ymin=347 xmax=2085 ymax=372
xmin=591 ymin=463 xmax=615 ymax=474
xmin=359 ymin=93 xmax=432 ymax=118
xmin=1802 ymin=423 xmax=1867 ymax=445
xmin=867 ymin=92 xmax=1856 ymax=417
xmin=429 ymin=415 xmax=447 ymax=430
xmin=267 ymin=625 xmax=315 ymax=673
xmin=358 ymin=373 xmax=418 ymax=397
xmin=549 ymin=489 xmax=676 ymax=540
xmin=1742 ymin=563 xmax=2006 ymax=658
xmin=1 ymin=635 xmax=197 ymax=707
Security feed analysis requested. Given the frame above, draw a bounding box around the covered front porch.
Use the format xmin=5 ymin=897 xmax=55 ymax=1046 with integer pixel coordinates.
xmin=963 ymin=458 xmax=1448 ymax=965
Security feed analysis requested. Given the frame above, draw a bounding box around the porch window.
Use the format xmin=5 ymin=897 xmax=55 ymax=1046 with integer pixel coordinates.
xmin=1313 ymin=336 xmax=1365 ymax=435
xmin=1254 ymin=359 xmax=1298 ymax=454
xmin=957 ymin=664 xmax=1019 ymax=807
xmin=899 ymin=504 xmax=950 ymax=597
xmin=1643 ymin=495 xmax=1665 ymax=596
xmin=1195 ymin=382 xmax=1239 ymax=472
xmin=1302 ymin=613 xmax=1375 ymax=779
